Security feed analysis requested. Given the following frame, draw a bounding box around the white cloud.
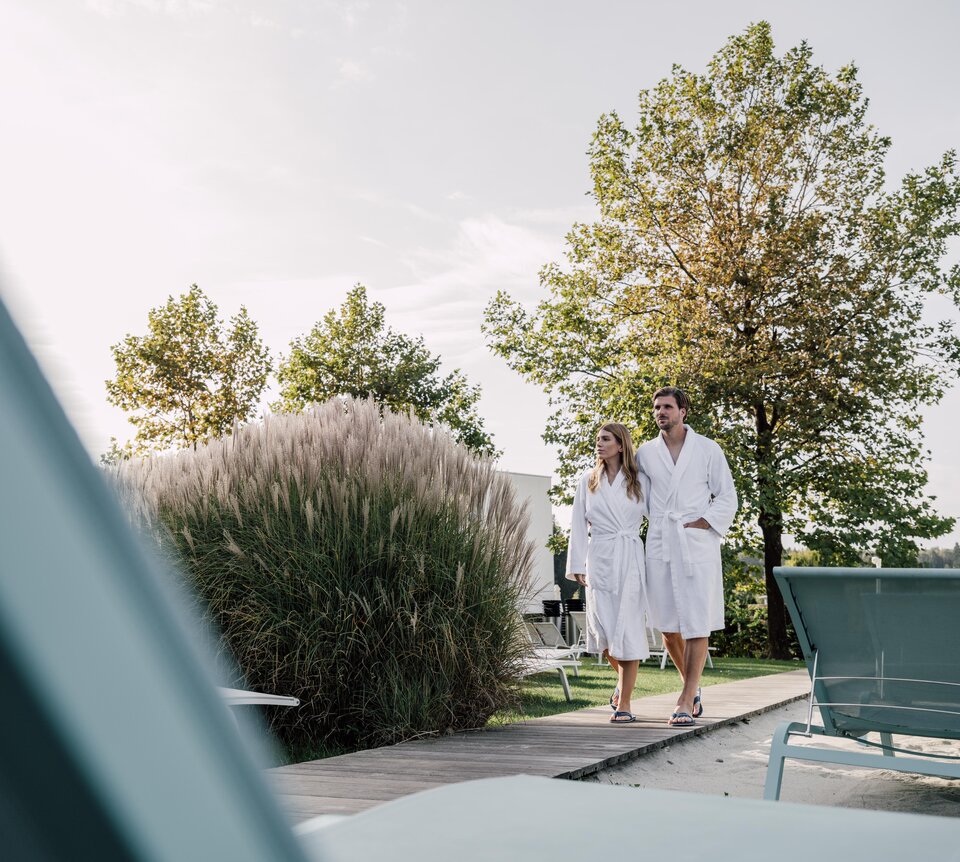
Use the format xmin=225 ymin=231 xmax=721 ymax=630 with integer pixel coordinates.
xmin=333 ymin=58 xmax=375 ymax=86
xmin=329 ymin=0 xmax=370 ymax=29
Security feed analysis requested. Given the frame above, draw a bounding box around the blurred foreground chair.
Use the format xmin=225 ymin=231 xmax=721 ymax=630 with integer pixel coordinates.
xmin=764 ymin=566 xmax=960 ymax=800
xmin=299 ymin=773 xmax=960 ymax=861
xmin=0 ymin=293 xmax=311 ymax=861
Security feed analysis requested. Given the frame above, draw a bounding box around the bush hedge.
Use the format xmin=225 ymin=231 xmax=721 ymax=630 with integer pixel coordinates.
xmin=115 ymin=399 xmax=535 ymax=751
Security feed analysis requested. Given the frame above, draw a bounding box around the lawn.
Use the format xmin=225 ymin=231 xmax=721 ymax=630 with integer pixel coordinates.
xmin=486 ymin=655 xmax=800 ymax=726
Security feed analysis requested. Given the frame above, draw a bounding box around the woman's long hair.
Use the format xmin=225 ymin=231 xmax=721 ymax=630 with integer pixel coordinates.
xmin=587 ymin=422 xmax=642 ymax=502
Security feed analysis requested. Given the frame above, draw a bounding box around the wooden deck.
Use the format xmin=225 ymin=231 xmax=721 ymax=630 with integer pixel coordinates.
xmin=269 ymin=669 xmax=810 ymax=822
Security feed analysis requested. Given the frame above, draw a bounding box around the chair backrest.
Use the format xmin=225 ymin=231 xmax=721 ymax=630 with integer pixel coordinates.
xmin=568 ymin=611 xmax=587 ymax=645
xmin=646 ymin=627 xmax=664 ymax=651
xmin=524 ymin=621 xmax=545 ymax=645
xmin=774 ymin=566 xmax=960 ymax=739
xmin=532 ymin=621 xmax=567 ymax=648
xmin=0 ymin=293 xmax=310 ymax=860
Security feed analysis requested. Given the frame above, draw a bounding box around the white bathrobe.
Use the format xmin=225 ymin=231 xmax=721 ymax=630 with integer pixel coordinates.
xmin=565 ymin=468 xmax=650 ymax=661
xmin=636 ymin=426 xmax=738 ymax=639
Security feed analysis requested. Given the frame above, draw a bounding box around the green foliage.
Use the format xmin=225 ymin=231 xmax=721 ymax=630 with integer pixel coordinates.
xmin=711 ymin=597 xmax=802 ymax=660
xmin=106 ymin=285 xmax=270 ymax=454
xmin=113 ymin=398 xmax=533 ymax=751
xmin=99 ymin=436 xmax=135 ymax=466
xmin=274 ymin=285 xmax=497 ymax=456
xmin=484 ymin=22 xmax=960 ymax=656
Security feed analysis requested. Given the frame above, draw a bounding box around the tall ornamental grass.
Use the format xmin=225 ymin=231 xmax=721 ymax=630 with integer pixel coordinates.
xmin=114 ymin=398 xmax=534 ymax=750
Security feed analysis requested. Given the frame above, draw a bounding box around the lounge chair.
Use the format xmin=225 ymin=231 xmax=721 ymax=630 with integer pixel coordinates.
xmin=517 ymin=656 xmax=574 ymax=701
xmin=219 ymin=687 xmax=300 ymax=708
xmin=520 ymin=621 xmax=580 ymax=698
xmin=299 ymin=773 xmax=960 ymax=860
xmin=567 ymin=609 xmax=588 ymax=651
xmin=764 ymin=566 xmax=960 ymax=800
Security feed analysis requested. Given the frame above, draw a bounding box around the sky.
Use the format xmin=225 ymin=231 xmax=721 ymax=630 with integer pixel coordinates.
xmin=2 ymin=1 xmax=959 ymax=544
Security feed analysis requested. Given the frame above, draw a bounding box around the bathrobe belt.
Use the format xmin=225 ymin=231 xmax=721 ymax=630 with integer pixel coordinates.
xmin=651 ymin=511 xmax=700 ymax=578
xmin=590 ymin=528 xmax=645 ymax=597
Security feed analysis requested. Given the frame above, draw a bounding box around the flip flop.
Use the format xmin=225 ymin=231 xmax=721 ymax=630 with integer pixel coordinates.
xmin=668 ymin=711 xmax=696 ymax=727
xmin=692 ymin=687 xmax=703 ymax=719
xmin=609 ymin=687 xmax=620 ymax=711
xmin=610 ymin=710 xmax=636 ymax=724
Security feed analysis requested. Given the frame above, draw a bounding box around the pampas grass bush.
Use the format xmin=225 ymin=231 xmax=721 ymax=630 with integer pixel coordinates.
xmin=114 ymin=398 xmax=534 ymax=751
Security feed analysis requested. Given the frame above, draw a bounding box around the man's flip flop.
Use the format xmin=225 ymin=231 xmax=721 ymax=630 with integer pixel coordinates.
xmin=692 ymin=687 xmax=703 ymax=719
xmin=609 ymin=687 xmax=620 ymax=711
xmin=610 ymin=710 xmax=636 ymax=724
xmin=668 ymin=711 xmax=696 ymax=727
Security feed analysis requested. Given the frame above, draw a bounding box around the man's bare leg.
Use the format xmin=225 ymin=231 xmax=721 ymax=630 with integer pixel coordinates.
xmin=661 ymin=631 xmax=687 ymax=686
xmin=668 ymin=637 xmax=708 ymax=723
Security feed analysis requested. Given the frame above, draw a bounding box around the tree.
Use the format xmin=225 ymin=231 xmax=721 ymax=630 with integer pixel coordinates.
xmin=106 ymin=285 xmax=271 ymax=454
xmin=483 ymin=23 xmax=960 ymax=657
xmin=274 ymin=284 xmax=497 ymax=456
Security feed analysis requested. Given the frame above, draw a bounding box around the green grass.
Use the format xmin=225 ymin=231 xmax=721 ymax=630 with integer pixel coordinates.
xmin=486 ymin=655 xmax=801 ymax=726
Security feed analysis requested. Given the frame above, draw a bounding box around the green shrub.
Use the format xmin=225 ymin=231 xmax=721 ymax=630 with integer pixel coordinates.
xmin=713 ymin=595 xmax=802 ymax=659
xmin=115 ymin=398 xmax=534 ymax=750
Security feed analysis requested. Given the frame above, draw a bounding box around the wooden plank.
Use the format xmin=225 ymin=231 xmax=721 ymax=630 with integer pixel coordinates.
xmin=270 ymin=670 xmax=811 ymax=822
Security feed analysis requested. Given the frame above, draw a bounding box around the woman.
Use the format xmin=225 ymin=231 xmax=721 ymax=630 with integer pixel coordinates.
xmin=566 ymin=422 xmax=650 ymax=723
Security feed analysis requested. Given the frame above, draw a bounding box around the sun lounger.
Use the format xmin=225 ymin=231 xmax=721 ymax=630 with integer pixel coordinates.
xmin=518 ymin=656 xmax=574 ymax=701
xmin=298 ymin=773 xmax=960 ymax=860
xmin=764 ymin=566 xmax=960 ymax=800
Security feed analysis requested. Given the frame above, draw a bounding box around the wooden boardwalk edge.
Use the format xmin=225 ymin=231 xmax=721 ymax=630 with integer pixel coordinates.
xmin=269 ymin=669 xmax=811 ymax=820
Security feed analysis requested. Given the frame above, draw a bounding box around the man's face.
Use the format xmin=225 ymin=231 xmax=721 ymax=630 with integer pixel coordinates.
xmin=653 ymin=396 xmax=686 ymax=432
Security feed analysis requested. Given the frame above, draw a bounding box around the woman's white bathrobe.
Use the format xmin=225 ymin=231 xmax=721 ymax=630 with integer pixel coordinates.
xmin=565 ymin=468 xmax=650 ymax=661
xmin=636 ymin=426 xmax=738 ymax=639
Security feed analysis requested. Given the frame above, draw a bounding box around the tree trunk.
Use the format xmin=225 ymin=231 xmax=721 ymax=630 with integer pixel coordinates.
xmin=759 ymin=510 xmax=791 ymax=658
xmin=754 ymin=401 xmax=791 ymax=658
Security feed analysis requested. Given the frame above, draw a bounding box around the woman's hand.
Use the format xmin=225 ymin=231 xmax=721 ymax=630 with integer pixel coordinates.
xmin=572 ymin=573 xmax=587 ymax=587
xmin=683 ymin=517 xmax=711 ymax=530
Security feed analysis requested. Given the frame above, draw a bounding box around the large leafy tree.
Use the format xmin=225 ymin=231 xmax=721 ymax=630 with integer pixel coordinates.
xmin=274 ymin=285 xmax=497 ymax=456
xmin=106 ymin=285 xmax=271 ymax=455
xmin=483 ymin=23 xmax=960 ymax=657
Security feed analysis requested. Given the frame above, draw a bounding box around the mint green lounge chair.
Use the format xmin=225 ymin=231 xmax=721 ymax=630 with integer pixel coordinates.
xmin=764 ymin=566 xmax=960 ymax=800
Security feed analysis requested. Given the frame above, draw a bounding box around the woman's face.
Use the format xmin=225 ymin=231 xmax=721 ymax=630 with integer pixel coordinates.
xmin=596 ymin=428 xmax=623 ymax=462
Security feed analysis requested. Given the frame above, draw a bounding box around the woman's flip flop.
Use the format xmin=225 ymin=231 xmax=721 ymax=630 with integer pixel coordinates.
xmin=610 ymin=710 xmax=636 ymax=724
xmin=692 ymin=687 xmax=703 ymax=719
xmin=609 ymin=687 xmax=620 ymax=711
xmin=668 ymin=711 xmax=696 ymax=726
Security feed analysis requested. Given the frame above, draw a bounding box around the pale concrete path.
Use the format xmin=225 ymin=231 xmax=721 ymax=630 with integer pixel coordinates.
xmin=269 ymin=669 xmax=810 ymax=822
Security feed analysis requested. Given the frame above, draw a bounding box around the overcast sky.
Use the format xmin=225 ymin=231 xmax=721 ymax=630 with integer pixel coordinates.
xmin=2 ymin=1 xmax=959 ymax=543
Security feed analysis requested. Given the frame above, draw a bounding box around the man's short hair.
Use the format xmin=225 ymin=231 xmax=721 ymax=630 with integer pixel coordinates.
xmin=653 ymin=386 xmax=690 ymax=413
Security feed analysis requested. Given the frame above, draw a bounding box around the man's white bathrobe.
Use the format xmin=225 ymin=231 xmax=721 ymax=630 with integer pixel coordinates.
xmin=565 ymin=469 xmax=650 ymax=661
xmin=636 ymin=426 xmax=738 ymax=639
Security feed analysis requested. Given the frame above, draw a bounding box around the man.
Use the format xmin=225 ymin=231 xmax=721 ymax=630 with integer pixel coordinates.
xmin=636 ymin=387 xmax=738 ymax=726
